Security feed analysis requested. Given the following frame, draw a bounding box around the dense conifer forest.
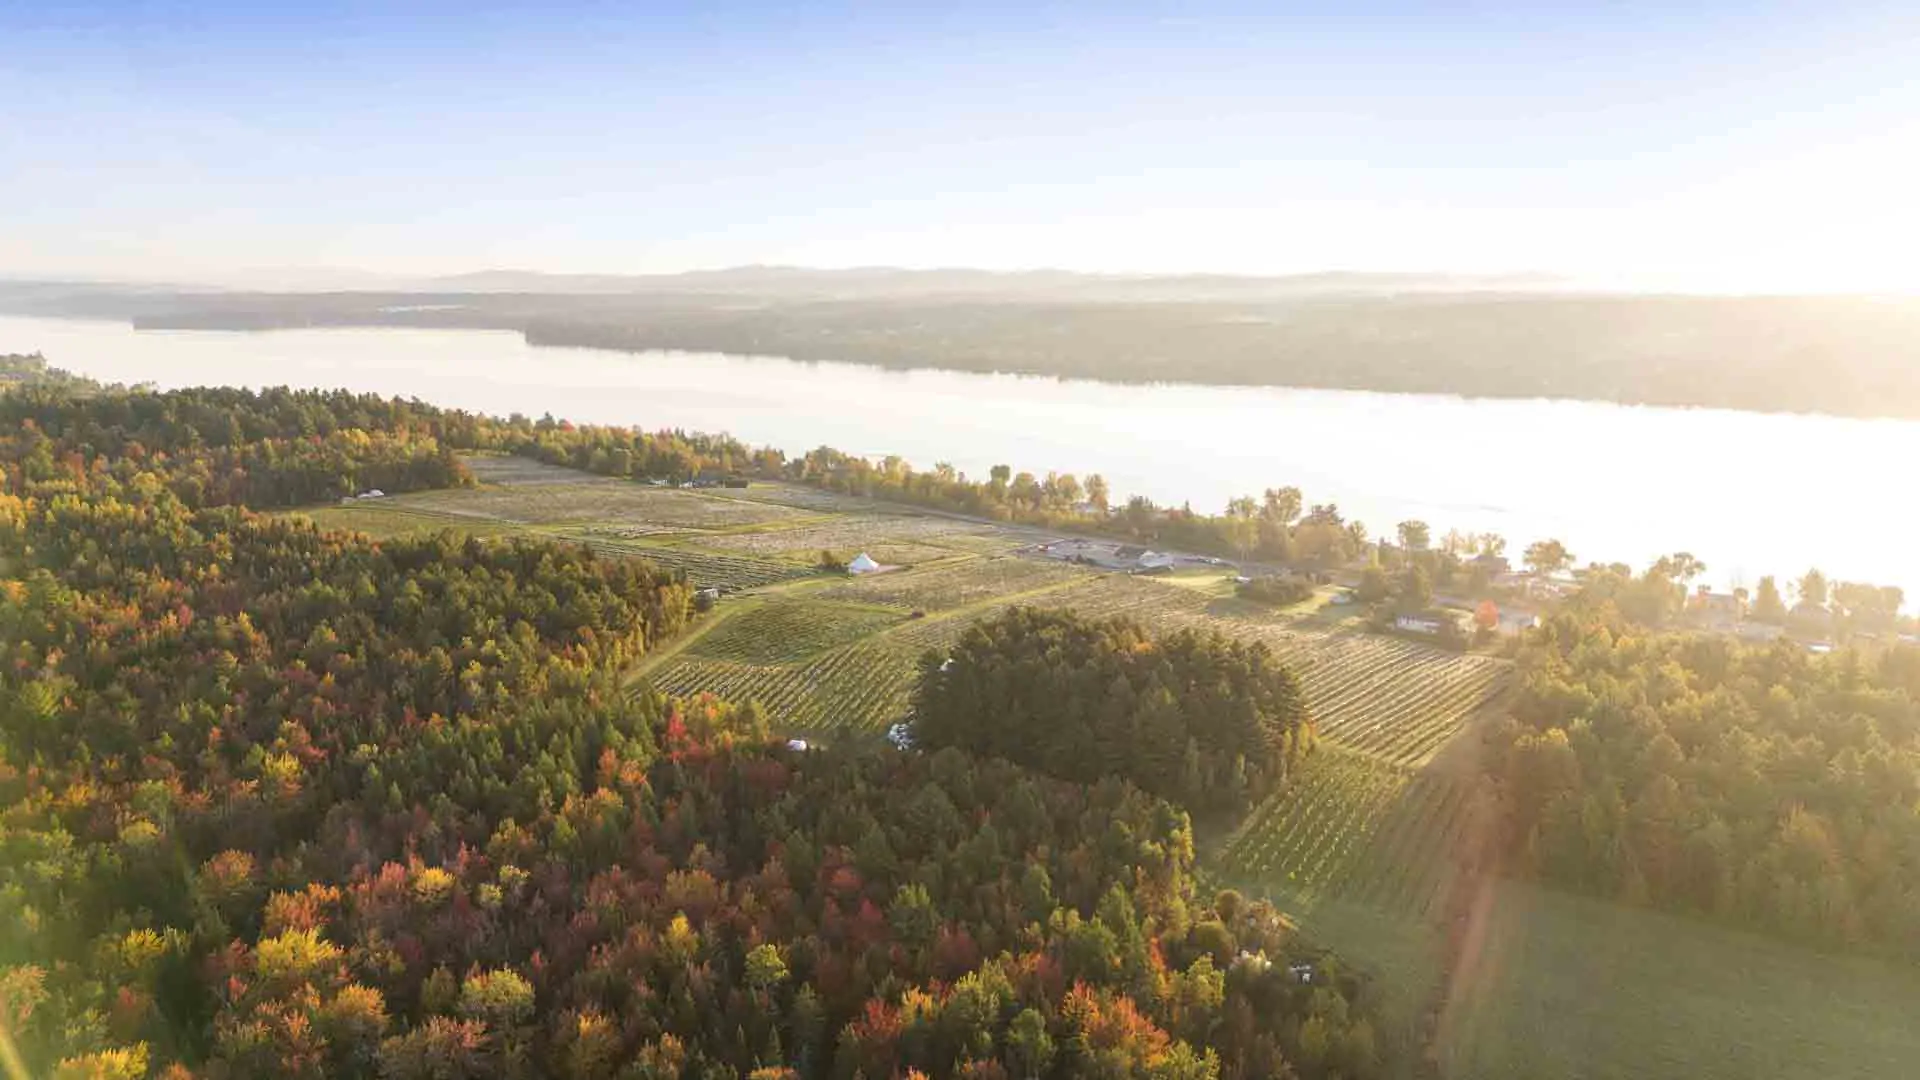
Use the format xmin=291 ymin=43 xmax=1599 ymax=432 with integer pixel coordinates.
xmin=909 ymin=609 xmax=1312 ymax=815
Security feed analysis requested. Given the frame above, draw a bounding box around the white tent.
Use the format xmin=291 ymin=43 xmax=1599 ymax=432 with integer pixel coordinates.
xmin=847 ymin=552 xmax=881 ymax=574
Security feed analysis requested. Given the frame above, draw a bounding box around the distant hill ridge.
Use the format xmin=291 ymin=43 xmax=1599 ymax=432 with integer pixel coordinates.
xmin=4 ymin=272 xmax=1918 ymax=419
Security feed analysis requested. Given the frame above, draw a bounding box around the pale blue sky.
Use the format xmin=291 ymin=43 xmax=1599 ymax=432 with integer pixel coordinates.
xmin=3 ymin=2 xmax=1918 ymax=288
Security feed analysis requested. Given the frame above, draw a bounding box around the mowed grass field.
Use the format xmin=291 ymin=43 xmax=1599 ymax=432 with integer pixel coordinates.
xmin=1438 ymin=881 xmax=1920 ymax=1080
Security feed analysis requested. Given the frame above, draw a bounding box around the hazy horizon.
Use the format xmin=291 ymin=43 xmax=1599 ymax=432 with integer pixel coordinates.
xmin=6 ymin=2 xmax=1920 ymax=292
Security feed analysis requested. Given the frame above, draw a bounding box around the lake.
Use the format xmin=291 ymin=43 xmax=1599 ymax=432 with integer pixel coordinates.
xmin=5 ymin=314 xmax=1915 ymax=600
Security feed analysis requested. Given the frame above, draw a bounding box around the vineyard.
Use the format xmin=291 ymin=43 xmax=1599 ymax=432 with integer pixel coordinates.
xmin=1283 ymin=635 xmax=1511 ymax=767
xmin=686 ymin=600 xmax=904 ymax=664
xmin=698 ymin=513 xmax=1003 ymax=556
xmin=567 ymin=535 xmax=810 ymax=590
xmin=1216 ymin=749 xmax=1487 ymax=917
xmin=418 ymin=464 xmax=806 ymax=530
xmin=301 ymin=503 xmax=523 ymax=541
xmin=819 ymin=556 xmax=1088 ymax=611
xmin=646 ymin=640 xmax=918 ymax=734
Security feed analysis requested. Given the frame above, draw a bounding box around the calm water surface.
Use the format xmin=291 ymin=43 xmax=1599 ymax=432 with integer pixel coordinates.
xmin=6 ymin=315 xmax=1916 ymax=598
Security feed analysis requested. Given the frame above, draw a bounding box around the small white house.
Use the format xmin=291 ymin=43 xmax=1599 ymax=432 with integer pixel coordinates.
xmin=847 ymin=552 xmax=881 ymax=575
xmin=785 ymin=738 xmax=810 ymax=752
xmin=1396 ymin=611 xmax=1467 ymax=636
xmin=1496 ymin=609 xmax=1541 ymax=634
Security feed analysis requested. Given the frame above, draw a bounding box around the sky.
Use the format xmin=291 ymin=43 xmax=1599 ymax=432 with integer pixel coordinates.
xmin=3 ymin=1 xmax=1919 ymax=290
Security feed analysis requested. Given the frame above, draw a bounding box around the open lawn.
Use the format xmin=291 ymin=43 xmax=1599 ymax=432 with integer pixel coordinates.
xmin=1438 ymin=880 xmax=1920 ymax=1079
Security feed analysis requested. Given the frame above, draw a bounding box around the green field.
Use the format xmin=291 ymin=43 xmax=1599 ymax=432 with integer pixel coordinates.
xmin=1438 ymin=881 xmax=1920 ymax=1079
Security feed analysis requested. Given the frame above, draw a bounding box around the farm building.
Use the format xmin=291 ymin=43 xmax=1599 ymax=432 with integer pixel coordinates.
xmin=847 ymin=552 xmax=881 ymax=575
xmin=1689 ymin=588 xmax=1746 ymax=626
xmin=1395 ymin=611 xmax=1470 ymax=636
xmin=1791 ymin=601 xmax=1832 ymax=624
xmin=1498 ymin=571 xmax=1578 ymax=600
xmin=1496 ymin=608 xmax=1541 ymax=634
xmin=1473 ymin=552 xmax=1512 ymax=576
xmin=1734 ymin=621 xmax=1787 ymax=641
xmin=1039 ymin=539 xmax=1141 ymax=570
xmin=1037 ymin=539 xmax=1189 ymax=573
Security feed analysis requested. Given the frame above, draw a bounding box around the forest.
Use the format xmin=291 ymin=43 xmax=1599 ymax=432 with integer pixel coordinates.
xmin=1493 ymin=606 xmax=1920 ymax=953
xmin=0 ymin=386 xmax=1380 ymax=1079
xmin=908 ymin=609 xmax=1313 ymax=816
xmin=1 ymin=351 xmax=103 ymax=394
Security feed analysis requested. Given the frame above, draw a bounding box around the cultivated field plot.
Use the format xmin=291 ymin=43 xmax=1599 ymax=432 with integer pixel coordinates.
xmin=567 ymin=536 xmax=810 ymax=590
xmin=686 ymin=600 xmax=904 ymax=665
xmin=1438 ymin=881 xmax=1920 ymax=1080
xmin=647 ymin=641 xmax=918 ymax=734
xmin=819 ymin=556 xmax=1089 ymax=611
xmin=1217 ymin=750 xmax=1484 ymax=918
xmin=1040 ymin=573 xmax=1219 ymax=623
xmin=299 ymin=503 xmax=523 ymax=541
xmin=407 ymin=464 xmax=806 ymax=531
xmin=1280 ymin=634 xmax=1511 ymax=768
xmin=697 ymin=513 xmax=1005 ymax=556
xmin=709 ymin=482 xmax=881 ymax=512
xmin=462 ymin=454 xmax=607 ymax=486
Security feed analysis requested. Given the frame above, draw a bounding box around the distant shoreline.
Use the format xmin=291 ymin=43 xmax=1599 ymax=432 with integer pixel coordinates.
xmin=5 ymin=280 xmax=1919 ymax=420
xmin=58 ymin=304 xmax=1920 ymax=423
